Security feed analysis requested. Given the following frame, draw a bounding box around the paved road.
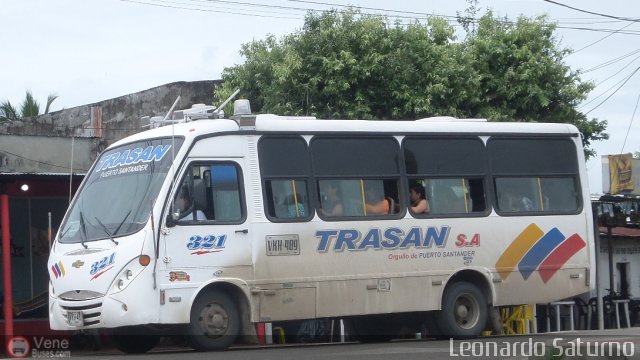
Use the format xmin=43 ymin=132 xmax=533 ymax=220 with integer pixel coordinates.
xmin=16 ymin=328 xmax=639 ymax=360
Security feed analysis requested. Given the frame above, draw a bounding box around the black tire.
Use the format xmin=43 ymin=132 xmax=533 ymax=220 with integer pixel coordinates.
xmin=188 ymin=290 xmax=239 ymax=351
xmin=435 ymin=282 xmax=487 ymax=337
xmin=110 ymin=327 xmax=160 ymax=354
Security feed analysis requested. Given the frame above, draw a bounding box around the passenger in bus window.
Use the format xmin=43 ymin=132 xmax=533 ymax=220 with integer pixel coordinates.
xmin=504 ymin=190 xmax=534 ymax=212
xmin=285 ymin=193 xmax=306 ymax=218
xmin=319 ymin=181 xmax=343 ymax=217
xmin=364 ymin=184 xmax=390 ymax=215
xmin=409 ymin=182 xmax=430 ymax=214
xmin=175 ymin=187 xmax=207 ymax=221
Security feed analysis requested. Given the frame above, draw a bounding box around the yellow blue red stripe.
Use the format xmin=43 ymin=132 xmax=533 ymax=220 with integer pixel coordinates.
xmin=495 ymin=223 xmax=544 ymax=280
xmin=496 ymin=224 xmax=586 ymax=282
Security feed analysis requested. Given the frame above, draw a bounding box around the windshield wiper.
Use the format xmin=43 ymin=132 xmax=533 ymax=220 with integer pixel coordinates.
xmin=113 ymin=210 xmax=132 ymax=237
xmin=79 ymin=211 xmax=89 ymax=249
xmin=94 ymin=217 xmax=119 ymax=246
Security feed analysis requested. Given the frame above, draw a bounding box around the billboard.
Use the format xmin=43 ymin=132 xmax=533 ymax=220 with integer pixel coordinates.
xmin=602 ymin=154 xmax=639 ymax=195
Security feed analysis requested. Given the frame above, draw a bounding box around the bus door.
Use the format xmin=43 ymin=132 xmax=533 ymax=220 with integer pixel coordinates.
xmin=162 ymin=160 xmax=251 ymax=271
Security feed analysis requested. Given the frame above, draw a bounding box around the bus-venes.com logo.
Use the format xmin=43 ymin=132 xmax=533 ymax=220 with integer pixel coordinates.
xmin=495 ymin=223 xmax=587 ymax=283
xmin=6 ymin=336 xmax=30 ymax=358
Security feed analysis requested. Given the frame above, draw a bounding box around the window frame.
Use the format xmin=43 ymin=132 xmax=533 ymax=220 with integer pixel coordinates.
xmin=311 ymin=135 xmax=404 ymax=221
xmin=402 ymin=136 xmax=491 ymax=219
xmin=259 ymin=135 xmax=314 ymax=223
xmin=172 ymin=160 xmax=247 ymax=225
xmin=488 ymin=137 xmax=583 ymax=216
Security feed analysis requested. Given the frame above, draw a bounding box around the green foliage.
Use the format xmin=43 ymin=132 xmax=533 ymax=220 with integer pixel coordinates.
xmin=0 ymin=100 xmax=19 ymax=122
xmin=21 ymin=90 xmax=40 ymax=118
xmin=44 ymin=94 xmax=59 ymax=115
xmin=218 ymin=8 xmax=608 ymax=159
xmin=0 ymin=90 xmax=58 ymax=122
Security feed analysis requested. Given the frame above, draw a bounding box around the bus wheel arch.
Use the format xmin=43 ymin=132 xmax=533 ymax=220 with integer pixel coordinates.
xmin=436 ymin=270 xmax=492 ymax=338
xmin=188 ymin=282 xmax=252 ymax=351
xmin=445 ymin=270 xmax=494 ymax=307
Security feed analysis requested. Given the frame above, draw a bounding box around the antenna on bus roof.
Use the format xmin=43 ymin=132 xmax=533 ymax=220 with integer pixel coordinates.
xmin=141 ymin=96 xmax=182 ymax=129
xmin=163 ymin=96 xmax=181 ymax=122
xmin=140 ymin=89 xmax=243 ymax=128
xmin=209 ymin=88 xmax=241 ymax=119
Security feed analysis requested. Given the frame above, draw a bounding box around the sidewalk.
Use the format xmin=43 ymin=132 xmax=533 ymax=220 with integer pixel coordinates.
xmin=5 ymin=327 xmax=640 ymax=358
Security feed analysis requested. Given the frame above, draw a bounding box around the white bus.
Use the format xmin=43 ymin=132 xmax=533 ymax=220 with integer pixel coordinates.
xmin=48 ymin=101 xmax=593 ymax=353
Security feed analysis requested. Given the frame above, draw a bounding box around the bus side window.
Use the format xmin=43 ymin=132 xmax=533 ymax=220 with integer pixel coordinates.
xmin=427 ymin=178 xmax=483 ymax=215
xmin=258 ymin=136 xmax=312 ymax=222
xmin=174 ymin=167 xmax=208 ymax=223
xmin=264 ymin=179 xmax=310 ymax=220
xmin=311 ymin=136 xmax=401 ymax=220
xmin=495 ymin=177 xmax=538 ymax=213
xmin=209 ymin=164 xmax=244 ymax=222
xmin=403 ymin=137 xmax=488 ymax=217
xmin=488 ymin=138 xmax=580 ymax=215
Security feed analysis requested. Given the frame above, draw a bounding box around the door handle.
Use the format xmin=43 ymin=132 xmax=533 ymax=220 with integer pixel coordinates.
xmin=235 ymin=229 xmax=249 ymax=234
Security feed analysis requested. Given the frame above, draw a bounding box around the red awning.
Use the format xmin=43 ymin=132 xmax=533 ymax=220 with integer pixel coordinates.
xmin=599 ymin=226 xmax=640 ymax=238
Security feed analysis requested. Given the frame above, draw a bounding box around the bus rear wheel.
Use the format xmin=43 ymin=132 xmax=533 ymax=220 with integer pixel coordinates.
xmin=436 ymin=282 xmax=487 ymax=337
xmin=188 ymin=290 xmax=239 ymax=351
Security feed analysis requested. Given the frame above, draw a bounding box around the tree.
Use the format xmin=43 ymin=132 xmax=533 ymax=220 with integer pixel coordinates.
xmin=217 ymin=8 xmax=608 ymax=159
xmin=0 ymin=90 xmax=58 ymax=122
xmin=464 ymin=11 xmax=608 ymax=158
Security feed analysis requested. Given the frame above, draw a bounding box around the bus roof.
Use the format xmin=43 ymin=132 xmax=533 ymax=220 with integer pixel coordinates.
xmin=110 ymin=114 xmax=580 ymax=149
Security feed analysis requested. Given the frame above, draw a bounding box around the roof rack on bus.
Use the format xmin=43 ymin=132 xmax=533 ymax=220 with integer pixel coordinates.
xmin=140 ymin=90 xmax=316 ymax=130
xmin=415 ymin=116 xmax=487 ymax=122
xmin=141 ymin=89 xmax=243 ymax=129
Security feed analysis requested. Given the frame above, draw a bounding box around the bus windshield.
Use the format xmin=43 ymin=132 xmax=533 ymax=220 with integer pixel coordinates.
xmin=58 ymin=137 xmax=184 ymax=244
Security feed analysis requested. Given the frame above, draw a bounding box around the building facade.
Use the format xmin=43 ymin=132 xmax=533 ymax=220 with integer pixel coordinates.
xmin=1 ymin=80 xmax=219 ymax=325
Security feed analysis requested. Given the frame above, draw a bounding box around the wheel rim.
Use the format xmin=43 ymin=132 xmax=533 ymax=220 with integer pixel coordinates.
xmin=198 ymin=302 xmax=229 ymax=338
xmin=454 ymin=293 xmax=480 ymax=330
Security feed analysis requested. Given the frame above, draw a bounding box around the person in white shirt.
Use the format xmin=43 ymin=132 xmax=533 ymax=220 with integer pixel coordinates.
xmin=174 ymin=187 xmax=207 ymax=221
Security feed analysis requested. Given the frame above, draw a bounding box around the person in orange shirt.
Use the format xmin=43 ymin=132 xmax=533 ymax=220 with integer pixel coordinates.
xmin=364 ymin=184 xmax=390 ymax=215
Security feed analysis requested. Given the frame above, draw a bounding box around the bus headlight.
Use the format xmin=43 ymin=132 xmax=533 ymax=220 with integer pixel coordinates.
xmin=108 ymin=255 xmax=151 ymax=295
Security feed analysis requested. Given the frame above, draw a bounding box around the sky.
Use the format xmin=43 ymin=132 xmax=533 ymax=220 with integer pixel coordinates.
xmin=2 ymin=0 xmax=639 ymax=194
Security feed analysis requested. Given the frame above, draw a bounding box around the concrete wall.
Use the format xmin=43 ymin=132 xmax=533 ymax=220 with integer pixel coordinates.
xmin=0 ymin=80 xmax=219 ymax=141
xmin=597 ymin=237 xmax=640 ymax=298
xmin=0 ymin=135 xmax=95 ymax=173
xmin=0 ymin=80 xmax=220 ymax=174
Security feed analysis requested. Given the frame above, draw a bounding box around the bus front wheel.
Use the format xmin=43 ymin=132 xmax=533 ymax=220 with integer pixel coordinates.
xmin=436 ymin=282 xmax=487 ymax=337
xmin=188 ymin=290 xmax=239 ymax=351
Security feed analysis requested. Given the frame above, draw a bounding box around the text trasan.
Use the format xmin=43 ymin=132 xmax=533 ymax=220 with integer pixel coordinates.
xmin=96 ymin=144 xmax=172 ymax=172
xmin=315 ymin=226 xmax=450 ymax=252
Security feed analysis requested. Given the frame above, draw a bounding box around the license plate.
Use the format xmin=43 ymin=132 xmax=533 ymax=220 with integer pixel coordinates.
xmin=265 ymin=235 xmax=300 ymax=256
xmin=67 ymin=311 xmax=83 ymax=326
